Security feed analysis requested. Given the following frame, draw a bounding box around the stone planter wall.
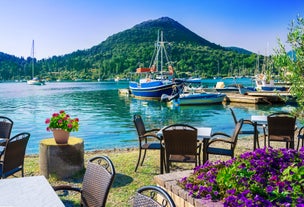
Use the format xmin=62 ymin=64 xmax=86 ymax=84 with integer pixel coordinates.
xmin=154 ymin=170 xmax=223 ymax=207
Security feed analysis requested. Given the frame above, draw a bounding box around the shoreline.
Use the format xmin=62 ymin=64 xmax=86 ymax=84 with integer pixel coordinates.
xmin=27 ymin=133 xmax=300 ymax=159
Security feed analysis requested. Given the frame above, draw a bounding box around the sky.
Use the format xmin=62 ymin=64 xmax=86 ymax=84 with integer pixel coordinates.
xmin=0 ymin=0 xmax=303 ymax=60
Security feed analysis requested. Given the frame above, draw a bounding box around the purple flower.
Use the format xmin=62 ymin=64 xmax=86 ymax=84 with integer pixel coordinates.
xmin=178 ymin=148 xmax=304 ymax=206
xmin=266 ymin=185 xmax=274 ymax=193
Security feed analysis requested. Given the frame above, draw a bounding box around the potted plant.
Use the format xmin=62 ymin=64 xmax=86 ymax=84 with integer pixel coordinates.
xmin=45 ymin=110 xmax=79 ymax=144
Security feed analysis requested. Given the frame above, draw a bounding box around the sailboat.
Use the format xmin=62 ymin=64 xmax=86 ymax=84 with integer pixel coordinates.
xmin=27 ymin=40 xmax=45 ymax=85
xmin=129 ymin=31 xmax=183 ymax=100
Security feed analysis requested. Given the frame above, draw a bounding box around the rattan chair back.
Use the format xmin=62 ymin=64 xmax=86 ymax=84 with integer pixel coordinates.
xmin=162 ymin=124 xmax=199 ymax=172
xmin=0 ymin=132 xmax=30 ymax=178
xmin=133 ymin=185 xmax=176 ymax=207
xmin=206 ymin=119 xmax=243 ymax=160
xmin=81 ymin=156 xmax=115 ymax=207
xmin=0 ymin=116 xmax=13 ymax=139
xmin=230 ymin=119 xmax=244 ymax=148
xmin=267 ymin=112 xmax=296 ymax=149
xmin=133 ymin=114 xmax=147 ymax=137
xmin=297 ymin=126 xmax=304 ymax=150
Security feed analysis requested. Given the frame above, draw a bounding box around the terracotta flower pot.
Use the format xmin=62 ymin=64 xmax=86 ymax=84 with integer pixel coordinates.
xmin=51 ymin=128 xmax=70 ymax=144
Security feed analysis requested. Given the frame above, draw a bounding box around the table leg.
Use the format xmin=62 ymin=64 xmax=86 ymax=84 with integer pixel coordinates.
xmin=253 ymin=122 xmax=257 ymax=150
xmin=203 ymin=139 xmax=207 ymax=164
xmin=290 ymin=139 xmax=294 ymax=149
xmin=160 ymin=146 xmax=164 ymax=174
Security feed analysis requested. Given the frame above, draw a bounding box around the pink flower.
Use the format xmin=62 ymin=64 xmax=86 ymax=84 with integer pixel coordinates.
xmin=46 ymin=110 xmax=79 ymax=132
xmin=45 ymin=118 xmax=50 ymax=124
xmin=46 ymin=127 xmax=50 ymax=131
xmin=75 ymin=118 xmax=79 ymax=122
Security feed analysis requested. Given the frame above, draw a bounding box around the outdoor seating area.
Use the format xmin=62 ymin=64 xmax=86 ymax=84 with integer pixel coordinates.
xmin=0 ymin=110 xmax=303 ymax=206
xmin=133 ymin=109 xmax=303 ymax=175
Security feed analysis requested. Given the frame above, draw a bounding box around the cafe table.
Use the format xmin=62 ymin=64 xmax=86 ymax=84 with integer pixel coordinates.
xmin=157 ymin=126 xmax=212 ymax=172
xmin=251 ymin=115 xmax=267 ymax=150
xmin=0 ymin=175 xmax=64 ymax=207
xmin=197 ymin=127 xmax=213 ymax=164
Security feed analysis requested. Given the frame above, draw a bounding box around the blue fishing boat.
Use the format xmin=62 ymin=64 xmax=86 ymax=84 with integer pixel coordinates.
xmin=129 ymin=31 xmax=183 ymax=100
xmin=255 ymin=74 xmax=290 ymax=91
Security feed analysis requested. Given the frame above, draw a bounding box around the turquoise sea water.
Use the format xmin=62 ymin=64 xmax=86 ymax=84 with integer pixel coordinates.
xmin=0 ymin=78 xmax=295 ymax=154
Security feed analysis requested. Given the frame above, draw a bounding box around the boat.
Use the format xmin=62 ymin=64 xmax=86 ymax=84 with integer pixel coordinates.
xmin=163 ymin=92 xmax=226 ymax=106
xmin=203 ymin=81 xmax=254 ymax=94
xmin=160 ymin=83 xmax=226 ymax=106
xmin=255 ymin=74 xmax=289 ymax=91
xmin=27 ymin=77 xmax=45 ymax=85
xmin=129 ymin=31 xmax=183 ymax=100
xmin=185 ymin=77 xmax=202 ymax=83
xmin=27 ymin=40 xmax=45 ymax=85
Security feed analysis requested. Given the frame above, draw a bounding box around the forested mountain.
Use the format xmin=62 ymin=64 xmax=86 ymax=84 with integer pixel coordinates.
xmin=0 ymin=17 xmax=265 ymax=81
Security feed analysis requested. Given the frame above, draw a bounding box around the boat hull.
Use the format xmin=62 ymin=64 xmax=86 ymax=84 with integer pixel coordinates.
xmin=170 ymin=93 xmax=226 ymax=106
xmin=261 ymin=86 xmax=287 ymax=91
xmin=27 ymin=79 xmax=45 ymax=85
xmin=129 ymin=81 xmax=181 ymax=100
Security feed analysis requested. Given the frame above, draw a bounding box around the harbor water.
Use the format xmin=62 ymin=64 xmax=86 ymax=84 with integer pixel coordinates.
xmin=0 ymin=78 xmax=295 ymax=154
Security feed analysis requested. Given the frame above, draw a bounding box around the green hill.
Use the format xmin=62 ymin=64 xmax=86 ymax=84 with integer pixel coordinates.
xmin=0 ymin=17 xmax=264 ymax=81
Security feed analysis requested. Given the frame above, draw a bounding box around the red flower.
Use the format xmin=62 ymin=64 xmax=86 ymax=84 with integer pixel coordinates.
xmin=45 ymin=118 xmax=50 ymax=124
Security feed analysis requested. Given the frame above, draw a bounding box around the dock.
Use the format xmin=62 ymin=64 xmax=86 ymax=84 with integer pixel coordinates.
xmin=119 ymin=88 xmax=294 ymax=105
xmin=224 ymin=91 xmax=293 ymax=104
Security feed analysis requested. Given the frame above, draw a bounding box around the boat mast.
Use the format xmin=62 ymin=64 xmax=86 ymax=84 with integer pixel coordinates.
xmin=150 ymin=31 xmax=172 ymax=77
xmin=31 ymin=40 xmax=34 ymax=79
xmin=160 ymin=31 xmax=163 ymax=76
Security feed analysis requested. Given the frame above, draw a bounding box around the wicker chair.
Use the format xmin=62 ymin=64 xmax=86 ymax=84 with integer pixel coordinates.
xmin=0 ymin=116 xmax=13 ymax=139
xmin=54 ymin=155 xmax=115 ymax=207
xmin=0 ymin=132 xmax=30 ymax=178
xmin=0 ymin=116 xmax=14 ymax=157
xmin=229 ymin=108 xmax=266 ymax=148
xmin=206 ymin=119 xmax=243 ymax=160
xmin=267 ymin=112 xmax=296 ymax=149
xmin=133 ymin=114 xmax=161 ymax=172
xmin=162 ymin=124 xmax=201 ymax=173
xmin=297 ymin=126 xmax=304 ymax=150
xmin=132 ymin=185 xmax=176 ymax=207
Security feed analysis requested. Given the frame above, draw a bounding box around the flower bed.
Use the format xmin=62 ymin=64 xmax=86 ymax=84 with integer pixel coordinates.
xmin=179 ymin=148 xmax=304 ymax=206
